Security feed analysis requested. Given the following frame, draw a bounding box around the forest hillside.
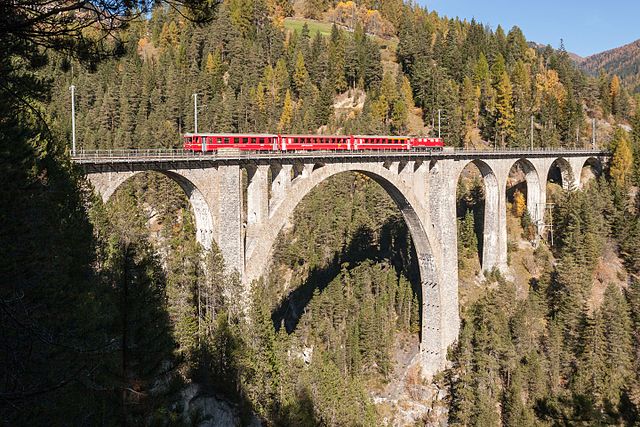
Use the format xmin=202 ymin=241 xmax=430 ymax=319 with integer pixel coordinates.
xmin=3 ymin=0 xmax=640 ymax=425
xmin=580 ymin=38 xmax=640 ymax=95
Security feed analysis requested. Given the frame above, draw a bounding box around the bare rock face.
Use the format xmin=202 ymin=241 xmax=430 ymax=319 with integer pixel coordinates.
xmin=178 ymin=384 xmax=262 ymax=427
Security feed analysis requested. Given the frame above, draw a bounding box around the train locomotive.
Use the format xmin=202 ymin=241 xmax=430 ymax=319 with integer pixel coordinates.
xmin=183 ymin=133 xmax=444 ymax=152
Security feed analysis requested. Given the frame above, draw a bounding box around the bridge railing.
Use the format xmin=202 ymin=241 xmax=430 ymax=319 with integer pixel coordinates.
xmin=71 ymin=147 xmax=609 ymax=161
xmin=451 ymin=147 xmax=606 ymax=155
xmin=73 ymin=148 xmax=195 ymax=159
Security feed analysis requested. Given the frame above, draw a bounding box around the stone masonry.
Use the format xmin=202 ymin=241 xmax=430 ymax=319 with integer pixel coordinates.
xmin=80 ymin=150 xmax=608 ymax=377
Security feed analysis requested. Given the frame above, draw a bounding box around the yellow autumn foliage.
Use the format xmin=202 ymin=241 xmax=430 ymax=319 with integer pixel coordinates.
xmin=512 ymin=189 xmax=526 ymax=218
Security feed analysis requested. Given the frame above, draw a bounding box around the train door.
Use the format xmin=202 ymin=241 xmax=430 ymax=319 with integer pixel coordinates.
xmin=201 ymin=136 xmax=206 ymax=152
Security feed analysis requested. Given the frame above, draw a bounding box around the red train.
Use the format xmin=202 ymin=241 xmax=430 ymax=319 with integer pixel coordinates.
xmin=183 ymin=133 xmax=444 ymax=152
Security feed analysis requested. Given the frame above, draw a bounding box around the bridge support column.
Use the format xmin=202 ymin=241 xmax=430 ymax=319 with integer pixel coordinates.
xmin=270 ymin=163 xmax=292 ymax=214
xmin=247 ymin=164 xmax=269 ymax=225
xmin=496 ymin=171 xmax=509 ymax=271
xmin=412 ymin=160 xmax=427 ymax=201
xmin=529 ymin=158 xmax=552 ymax=237
xmin=568 ymin=157 xmax=585 ymax=189
xmin=218 ymin=165 xmax=244 ymax=276
xmin=426 ymin=159 xmax=460 ymax=365
xmin=479 ymin=168 xmax=500 ymax=272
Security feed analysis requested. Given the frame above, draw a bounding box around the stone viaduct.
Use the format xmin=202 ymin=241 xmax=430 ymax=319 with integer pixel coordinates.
xmin=75 ymin=148 xmax=608 ymax=376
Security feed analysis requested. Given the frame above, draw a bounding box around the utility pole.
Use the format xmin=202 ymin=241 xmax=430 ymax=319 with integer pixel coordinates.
xmin=592 ymin=118 xmax=596 ymax=148
xmin=70 ymin=85 xmax=76 ymax=156
xmin=193 ymin=93 xmax=199 ymax=133
xmin=530 ymin=115 xmax=534 ymax=150
xmin=437 ymin=109 xmax=441 ymax=138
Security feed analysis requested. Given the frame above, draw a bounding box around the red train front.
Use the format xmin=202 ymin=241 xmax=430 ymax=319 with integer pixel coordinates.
xmin=183 ymin=133 xmax=443 ymax=152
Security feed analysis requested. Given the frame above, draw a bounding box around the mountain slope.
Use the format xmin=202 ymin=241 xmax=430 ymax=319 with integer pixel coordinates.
xmin=580 ymin=38 xmax=640 ymax=92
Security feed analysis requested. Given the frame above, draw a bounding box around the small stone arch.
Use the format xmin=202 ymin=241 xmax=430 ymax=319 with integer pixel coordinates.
xmin=244 ymin=163 xmax=445 ymax=359
xmin=580 ymin=156 xmax=603 ymax=187
xmin=454 ymin=159 xmax=501 ymax=272
xmin=506 ymin=158 xmax=541 ymax=225
xmin=548 ymin=157 xmax=576 ymax=190
xmin=88 ymin=170 xmax=216 ymax=250
xmin=312 ymin=162 xmax=325 ymax=171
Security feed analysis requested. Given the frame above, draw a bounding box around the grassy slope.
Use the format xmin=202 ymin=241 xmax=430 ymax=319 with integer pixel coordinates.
xmin=283 ymin=17 xmax=398 ymax=52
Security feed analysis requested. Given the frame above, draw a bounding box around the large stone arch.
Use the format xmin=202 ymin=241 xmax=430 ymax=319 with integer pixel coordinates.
xmin=454 ymin=159 xmax=502 ymax=272
xmin=244 ymin=162 xmax=448 ymax=362
xmin=87 ymin=169 xmax=216 ymax=250
xmin=506 ymin=158 xmax=542 ymax=225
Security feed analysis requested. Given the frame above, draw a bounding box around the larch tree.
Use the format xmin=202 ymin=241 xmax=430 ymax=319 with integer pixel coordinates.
xmin=293 ymin=51 xmax=309 ymax=96
xmin=495 ymin=71 xmax=515 ymax=145
xmin=610 ymin=75 xmax=621 ymax=116
xmin=610 ymin=129 xmax=633 ymax=187
xmin=279 ymin=89 xmax=294 ymax=131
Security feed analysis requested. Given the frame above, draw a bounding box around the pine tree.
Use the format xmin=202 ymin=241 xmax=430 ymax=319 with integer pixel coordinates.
xmin=328 ymin=24 xmax=348 ymax=93
xmin=315 ymin=79 xmax=334 ymax=127
xmin=601 ymin=285 xmax=634 ymax=408
xmin=573 ymin=310 xmax=607 ymax=410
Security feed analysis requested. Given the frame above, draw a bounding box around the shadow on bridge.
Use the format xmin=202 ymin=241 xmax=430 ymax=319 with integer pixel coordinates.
xmin=271 ymin=216 xmax=421 ymax=334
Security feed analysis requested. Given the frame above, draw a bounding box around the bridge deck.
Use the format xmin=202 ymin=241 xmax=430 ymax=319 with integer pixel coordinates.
xmin=72 ymin=148 xmax=609 ymax=165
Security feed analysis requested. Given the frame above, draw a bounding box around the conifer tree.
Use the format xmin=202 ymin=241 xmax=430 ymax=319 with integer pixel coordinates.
xmin=573 ymin=311 xmax=607 ymax=410
xmin=293 ymin=51 xmax=309 ymax=96
xmin=610 ymin=75 xmax=621 ymax=116
xmin=610 ymin=129 xmax=634 ymax=187
xmin=279 ymin=89 xmax=294 ymax=131
xmin=495 ymin=70 xmax=515 ymax=146
xmin=601 ymin=285 xmax=634 ymax=408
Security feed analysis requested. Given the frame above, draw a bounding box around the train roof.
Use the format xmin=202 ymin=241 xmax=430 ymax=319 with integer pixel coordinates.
xmin=352 ymin=135 xmax=440 ymax=139
xmin=183 ymin=133 xmax=442 ymax=139
xmin=184 ymin=133 xmax=278 ymax=137
xmin=282 ymin=134 xmax=351 ymax=137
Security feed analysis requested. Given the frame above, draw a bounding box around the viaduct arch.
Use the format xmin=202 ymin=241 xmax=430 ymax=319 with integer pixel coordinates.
xmin=242 ymin=162 xmax=448 ymax=363
xmin=79 ymin=149 xmax=608 ymax=376
xmin=88 ymin=169 xmax=217 ymax=250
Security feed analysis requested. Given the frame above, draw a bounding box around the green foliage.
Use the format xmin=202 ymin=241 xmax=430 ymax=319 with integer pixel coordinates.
xmin=449 ymin=173 xmax=640 ymax=425
xmin=458 ymin=209 xmax=479 ymax=262
xmin=397 ymin=7 xmax=626 ymax=146
xmin=43 ymin=5 xmax=396 ymax=144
